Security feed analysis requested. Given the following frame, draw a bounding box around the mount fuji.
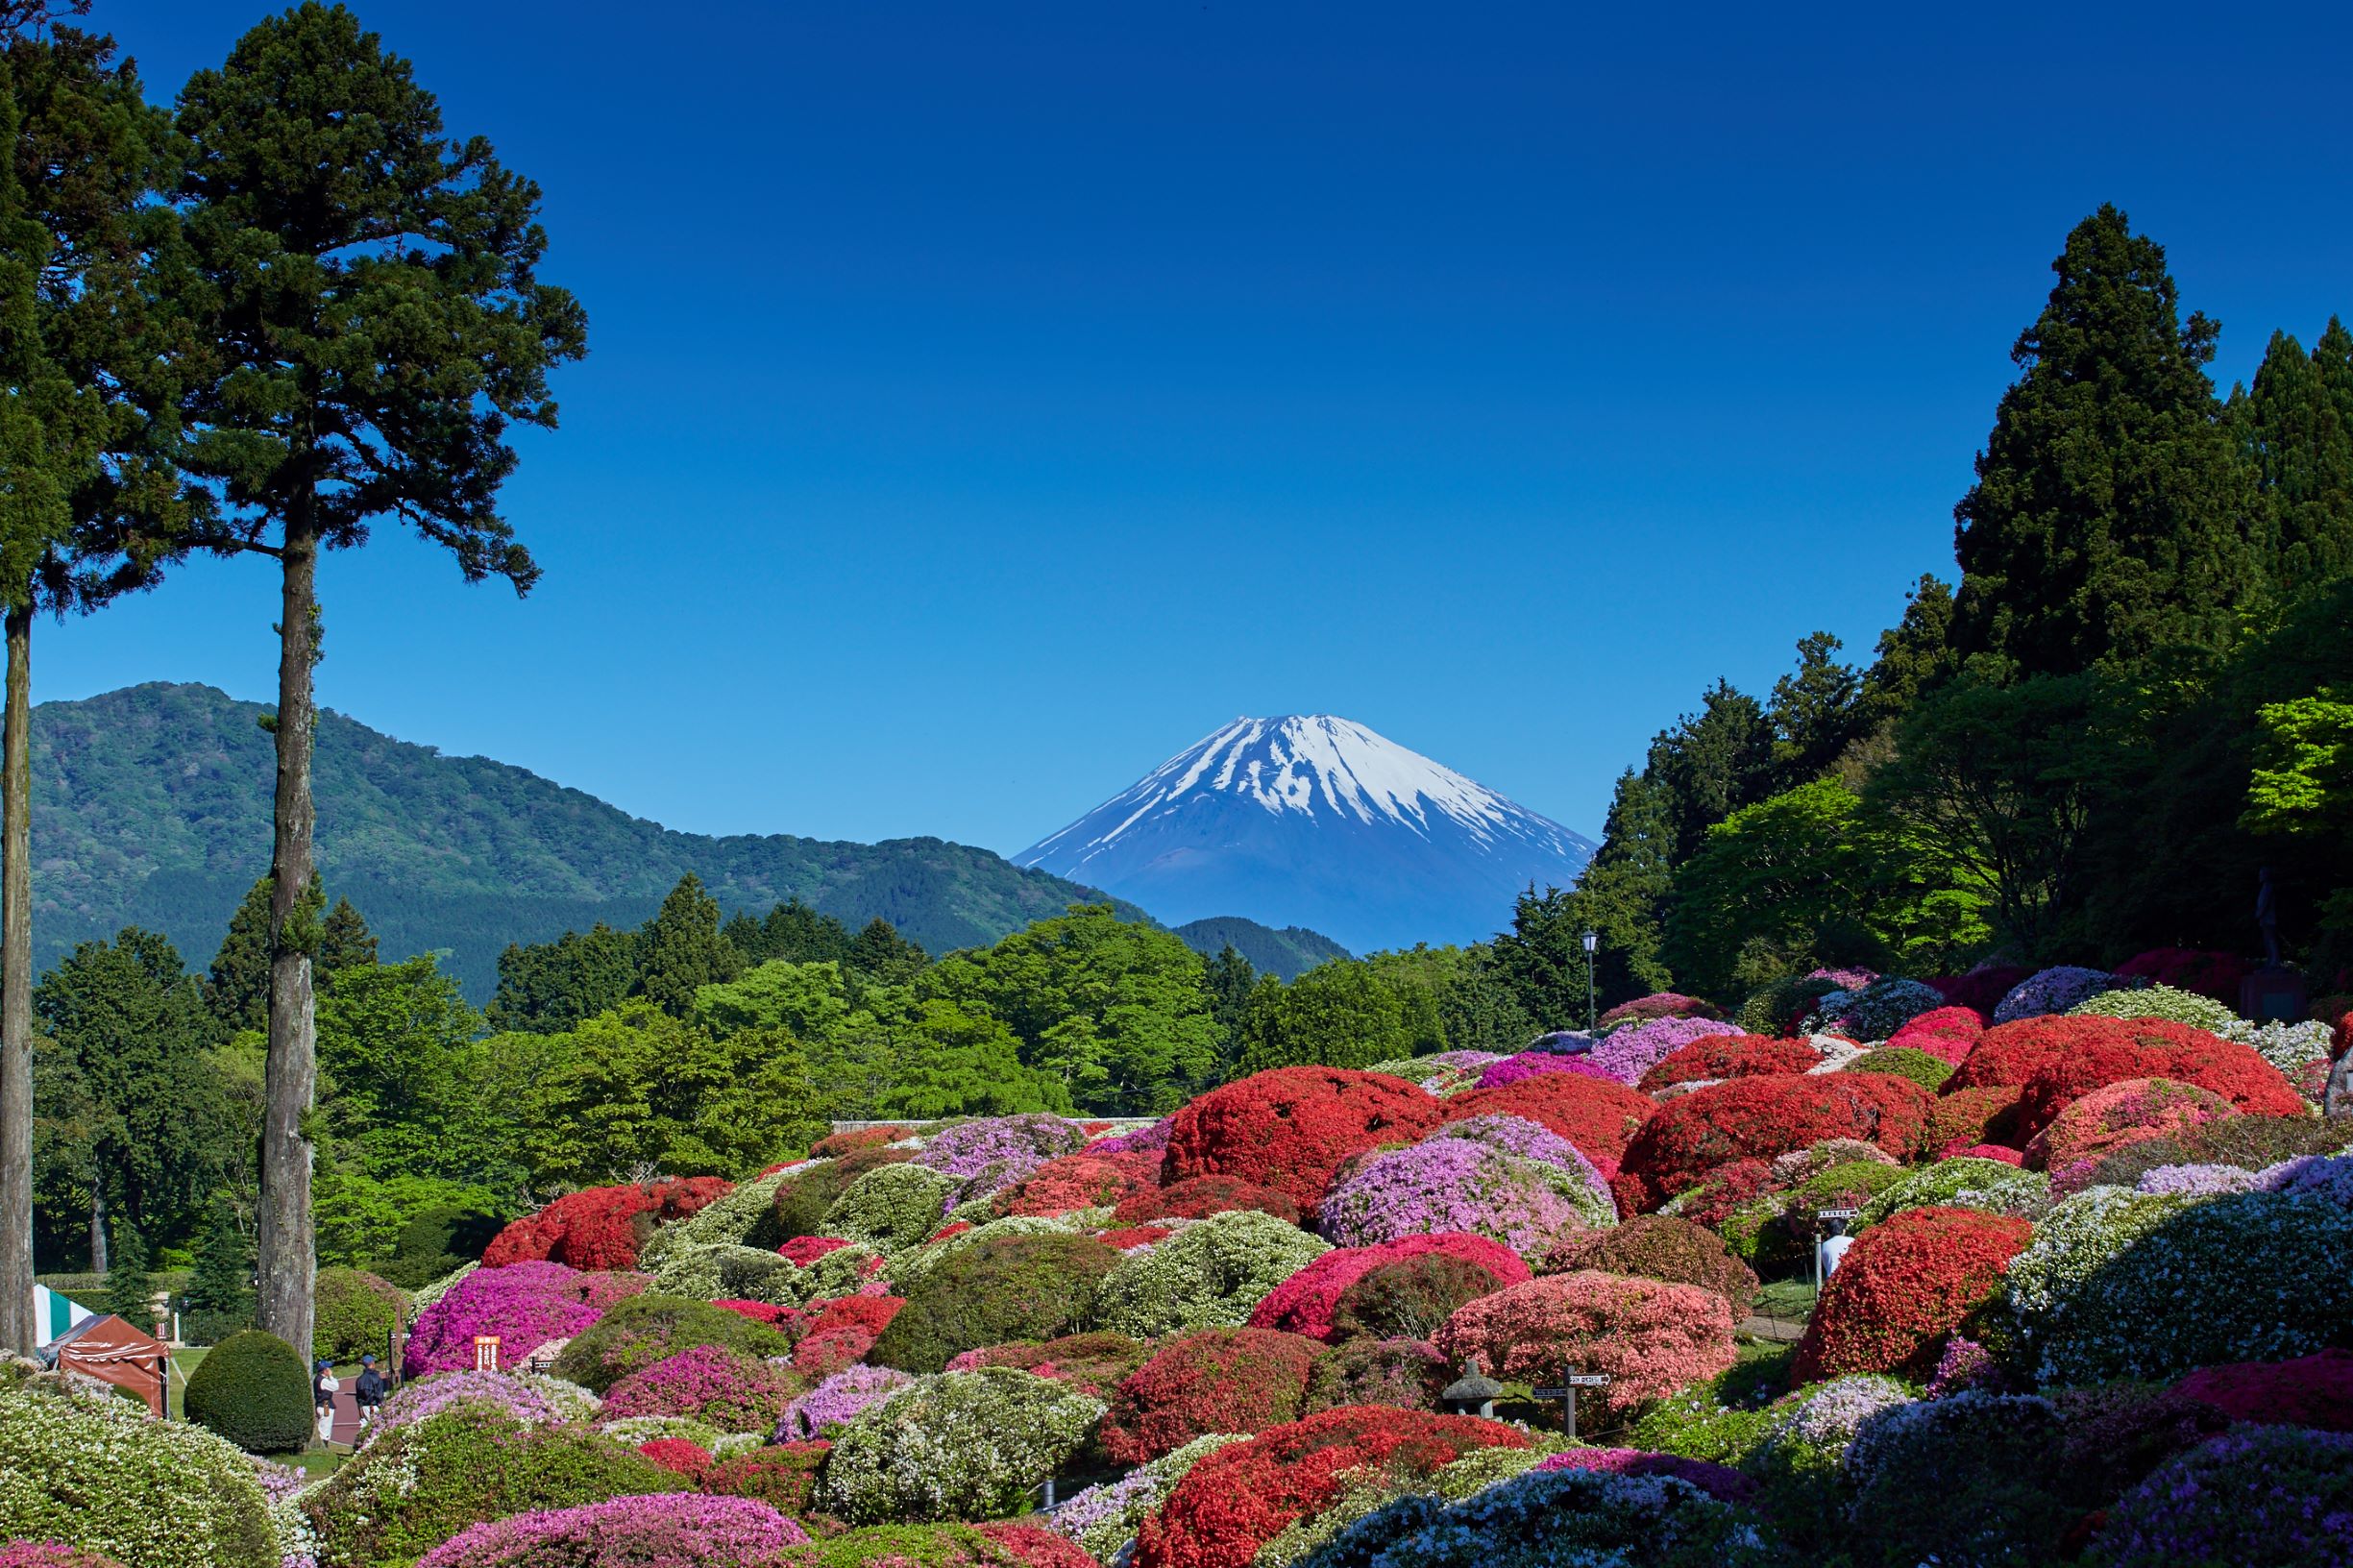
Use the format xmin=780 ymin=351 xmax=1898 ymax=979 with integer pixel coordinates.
xmin=1015 ymin=716 xmax=1596 ymax=954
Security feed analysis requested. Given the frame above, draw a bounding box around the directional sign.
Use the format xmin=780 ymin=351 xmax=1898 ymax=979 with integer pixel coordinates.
xmin=1533 ymin=1369 xmax=1612 ymax=1438
xmin=1817 ymin=1207 xmax=1859 ymax=1219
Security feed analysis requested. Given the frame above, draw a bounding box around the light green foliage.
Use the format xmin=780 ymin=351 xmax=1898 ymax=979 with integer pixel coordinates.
xmin=1853 ymin=1159 xmax=2049 ymax=1231
xmin=2244 ymin=690 xmax=2353 ymax=843
xmin=312 ymin=1169 xmax=505 ymax=1272
xmin=824 ymin=1164 xmax=966 ymax=1253
xmin=312 ymin=1267 xmax=408 ymax=1365
xmin=819 ymin=1368 xmax=1104 ymax=1523
xmin=316 ymin=957 xmax=491 ymax=1179
xmin=2070 ymin=984 xmax=2243 ymax=1033
xmin=1095 ymin=1209 xmax=1331 ymax=1337
xmin=1236 ymin=952 xmax=1441 ymax=1072
xmin=1843 ymin=1046 xmax=1953 ymax=1091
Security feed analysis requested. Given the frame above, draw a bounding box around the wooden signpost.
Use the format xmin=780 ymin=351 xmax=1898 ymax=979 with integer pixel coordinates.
xmin=1530 ymin=1368 xmax=1611 ymax=1438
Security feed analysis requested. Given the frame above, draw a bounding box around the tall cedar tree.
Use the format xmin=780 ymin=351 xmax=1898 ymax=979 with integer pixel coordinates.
xmin=633 ymin=874 xmax=743 ymax=1016
xmin=2236 ymin=321 xmax=2353 ymax=584
xmin=1951 ymin=205 xmax=2261 ymax=674
xmin=0 ymin=5 xmax=191 ymax=1354
xmin=169 ymin=3 xmax=586 ymax=1357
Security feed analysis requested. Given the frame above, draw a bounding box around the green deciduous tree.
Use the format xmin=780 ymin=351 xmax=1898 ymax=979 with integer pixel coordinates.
xmin=488 ymin=921 xmax=637 ymax=1033
xmin=1234 ymin=953 xmax=1445 ymax=1073
xmin=170 ymin=0 xmax=586 ymax=1357
xmin=874 ymin=998 xmax=1071 ymax=1120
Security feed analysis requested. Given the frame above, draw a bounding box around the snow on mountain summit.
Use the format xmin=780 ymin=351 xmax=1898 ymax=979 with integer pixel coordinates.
xmin=1017 ymin=716 xmax=1594 ymax=954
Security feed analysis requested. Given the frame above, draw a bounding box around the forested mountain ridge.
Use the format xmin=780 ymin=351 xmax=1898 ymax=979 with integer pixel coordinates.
xmin=27 ymin=682 xmax=1130 ymax=996
xmin=1170 ymin=916 xmax=1350 ymax=980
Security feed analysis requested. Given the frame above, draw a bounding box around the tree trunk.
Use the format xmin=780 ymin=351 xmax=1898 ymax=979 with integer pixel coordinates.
xmin=257 ymin=522 xmax=320 ymax=1362
xmin=88 ymin=1179 xmax=106 ymax=1274
xmin=0 ymin=604 xmax=32 ymax=1355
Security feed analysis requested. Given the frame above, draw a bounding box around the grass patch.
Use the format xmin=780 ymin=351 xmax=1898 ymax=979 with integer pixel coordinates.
xmin=1752 ymin=1280 xmax=1818 ymax=1320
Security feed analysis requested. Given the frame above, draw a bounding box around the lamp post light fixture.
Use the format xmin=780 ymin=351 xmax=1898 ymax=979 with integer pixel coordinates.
xmin=1581 ymin=929 xmax=1599 ymax=1032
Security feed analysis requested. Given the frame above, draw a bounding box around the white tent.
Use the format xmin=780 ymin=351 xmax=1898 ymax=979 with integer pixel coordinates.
xmin=34 ymin=1284 xmax=95 ymax=1347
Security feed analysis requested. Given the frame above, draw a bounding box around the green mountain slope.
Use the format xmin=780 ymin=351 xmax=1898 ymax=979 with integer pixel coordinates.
xmin=28 ymin=682 xmax=1129 ymax=998
xmin=1171 ymin=916 xmax=1351 ymax=980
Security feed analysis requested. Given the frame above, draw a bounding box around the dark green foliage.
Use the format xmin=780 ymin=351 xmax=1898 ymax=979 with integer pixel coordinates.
xmin=1841 ymin=1395 xmax=2074 ymax=1568
xmin=1331 ymin=1255 xmax=1499 ymax=1342
xmin=726 ymin=897 xmax=855 ymax=968
xmin=1172 ymin=918 xmax=1350 ymax=981
xmin=490 ymin=921 xmax=638 ymax=1032
xmin=100 ymin=1220 xmax=151 ymax=1323
xmin=380 ymin=1201 xmax=503 ymax=1289
xmin=551 ymin=1292 xmax=793 ymax=1392
xmin=869 ymin=1233 xmax=1124 ymax=1373
xmin=847 ymin=917 xmax=929 ymax=985
xmin=205 ymin=876 xmax=274 ymax=1033
xmin=302 ymin=1404 xmax=684 ymax=1565
xmin=1951 ymin=205 xmax=2260 ymax=674
xmin=1853 ymin=576 xmax=1959 ymax=734
xmin=316 ymin=897 xmax=379 ymax=987
xmin=180 ymin=1195 xmax=253 ymax=1344
xmin=2237 ymin=320 xmax=2353 ymax=585
xmin=633 ymin=874 xmax=745 ymax=1016
xmin=1492 ymin=773 xmax=1678 ymax=1017
xmin=1766 ymin=631 xmax=1864 ymax=793
xmin=185 ymin=1329 xmax=312 ymax=1454
xmin=312 ymin=1266 xmax=404 ymax=1365
xmin=773 ymin=1146 xmax=914 ymax=1239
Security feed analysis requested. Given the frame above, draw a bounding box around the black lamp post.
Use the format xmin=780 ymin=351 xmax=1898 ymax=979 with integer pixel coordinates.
xmin=1581 ymin=929 xmax=1599 ymax=1031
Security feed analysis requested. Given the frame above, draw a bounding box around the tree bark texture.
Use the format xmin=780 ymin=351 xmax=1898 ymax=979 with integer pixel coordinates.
xmin=0 ymin=604 xmax=33 ymax=1355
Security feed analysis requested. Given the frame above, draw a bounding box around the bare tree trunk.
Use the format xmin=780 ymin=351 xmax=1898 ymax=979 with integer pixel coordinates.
xmin=88 ymin=1179 xmax=105 ymax=1274
xmin=257 ymin=522 xmax=319 ymax=1362
xmin=0 ymin=605 xmax=33 ymax=1355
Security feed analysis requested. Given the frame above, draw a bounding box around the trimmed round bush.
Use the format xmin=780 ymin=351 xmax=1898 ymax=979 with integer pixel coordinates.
xmin=703 ymin=1439 xmax=830 ymax=1515
xmin=1114 ymin=1175 xmax=1302 ymax=1226
xmin=1852 ymin=1157 xmax=2047 ymax=1229
xmin=2009 ymin=1033 xmax=2303 ymax=1139
xmin=1884 ymin=1005 xmax=1986 ymax=1064
xmin=1639 ymin=1034 xmax=1822 ymax=1092
xmin=1250 ymin=1234 xmax=1527 ymax=1342
xmin=404 ymin=1261 xmax=643 ymax=1378
xmin=1302 ymin=1338 xmax=1452 ymax=1413
xmin=1920 ymin=1084 xmax=2024 ymax=1156
xmin=551 ymin=1293 xmax=793 ymax=1393
xmin=184 ymin=1330 xmax=311 ymax=1455
xmin=1943 ymin=1013 xmax=2153 ymax=1090
xmin=1532 ymin=1448 xmax=1754 ymax=1505
xmin=1096 ymin=1209 xmax=1331 ymax=1338
xmin=1738 ymin=974 xmax=1843 ymax=1036
xmin=1332 ymin=1254 xmax=1507 ymax=1342
xmin=1162 ymin=1068 xmax=1443 ymax=1216
xmin=313 ymin=1267 xmax=408 ymax=1366
xmin=1994 ymin=966 xmax=2123 ymax=1022
xmin=947 ymin=1332 xmax=1152 ymax=1395
xmin=1719 ymin=1159 xmax=1908 ymax=1272
xmin=1578 ymin=1017 xmax=1745 ymax=1087
xmin=1619 ymin=1073 xmax=1933 ymax=1210
xmin=1600 ymin=992 xmax=1724 ymax=1028
xmin=1434 ymin=1271 xmax=1738 ymax=1426
xmin=2087 ymin=1426 xmax=2353 ymax=1568
xmin=1806 ymin=976 xmax=1949 ymax=1041
xmin=870 ymin=1232 xmax=1122 ymax=1372
xmin=1545 ymin=1214 xmax=1757 ymax=1309
xmin=1839 ymin=1391 xmax=2073 ymax=1568
xmin=916 ymin=1115 xmax=1091 ymax=1194
xmin=775 ymin=1147 xmax=916 ymax=1239
xmin=818 ymin=1368 xmax=1104 ymax=1524
xmin=413 ymin=1493 xmax=807 ymax=1567
xmin=306 ymin=1403 xmax=684 ymax=1567
xmin=1046 ymin=1433 xmax=1243 ymax=1565
xmin=2071 ymin=980 xmax=2243 ymax=1031
xmin=2174 ymin=1348 xmax=2353 ymax=1431
xmin=2006 ymin=1188 xmax=2353 ymax=1384
xmin=777 ymin=1365 xmax=915 ymax=1440
xmin=365 ymin=1369 xmax=601 ymax=1440
xmin=2023 ymin=1077 xmax=2236 ymax=1176
xmin=1317 ymin=1138 xmax=1613 ymax=1257
xmin=993 ymin=1152 xmax=1158 ymax=1216
xmin=1436 ymin=1073 xmax=1655 ymax=1164
xmin=0 ymin=1364 xmax=274 ymax=1568
xmin=599 ymin=1343 xmax=797 ymax=1432
xmin=1101 ymin=1328 xmax=1322 ymax=1462
xmin=1293 ymin=1468 xmax=1780 ymax=1568
xmin=1793 ymin=1206 xmax=2031 ymax=1381
xmin=1136 ymin=1408 xmax=1531 ymax=1568
xmin=482 ymin=1177 xmax=731 ymax=1270
xmin=1845 ymin=1045 xmax=1952 ymax=1090
xmin=824 ymin=1163 xmax=965 ymax=1252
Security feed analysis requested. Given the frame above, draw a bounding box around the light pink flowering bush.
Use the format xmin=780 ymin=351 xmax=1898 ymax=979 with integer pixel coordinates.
xmin=415 ymin=1494 xmax=807 ymax=1566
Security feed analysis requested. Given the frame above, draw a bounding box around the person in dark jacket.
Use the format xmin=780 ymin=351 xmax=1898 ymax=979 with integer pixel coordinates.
xmin=355 ymin=1353 xmax=389 ymax=1426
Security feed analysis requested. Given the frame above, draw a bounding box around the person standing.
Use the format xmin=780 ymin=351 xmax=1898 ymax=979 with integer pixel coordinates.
xmin=312 ymin=1359 xmax=339 ymax=1445
xmin=355 ymin=1353 xmax=388 ymax=1429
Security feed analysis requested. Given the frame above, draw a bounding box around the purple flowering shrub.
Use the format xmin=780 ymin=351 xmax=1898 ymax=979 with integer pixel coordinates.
xmin=1532 ymin=1447 xmax=1755 ymax=1505
xmin=366 ymin=1370 xmax=600 ymax=1444
xmin=2258 ymin=1154 xmax=2353 ymax=1208
xmin=1994 ymin=967 xmax=2123 ymax=1024
xmin=404 ymin=1262 xmax=636 ymax=1378
xmin=2087 ymin=1426 xmax=2353 ymax=1567
xmin=2134 ymin=1163 xmax=2259 ymax=1197
xmin=1317 ymin=1136 xmax=1613 ymax=1257
xmin=915 ymin=1115 xmax=1091 ymax=1205
xmin=415 ymin=1494 xmax=808 ymax=1567
xmin=1090 ymin=1117 xmax=1173 ymax=1156
xmin=776 ymin=1365 xmax=916 ymax=1440
xmin=1583 ymin=1017 xmax=1743 ymax=1087
xmin=1436 ymin=1113 xmax=1596 ymax=1172
xmin=599 ymin=1344 xmax=798 ymax=1433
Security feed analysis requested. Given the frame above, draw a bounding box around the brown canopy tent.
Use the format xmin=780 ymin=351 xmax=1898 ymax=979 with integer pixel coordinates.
xmin=43 ymin=1313 xmax=170 ymax=1417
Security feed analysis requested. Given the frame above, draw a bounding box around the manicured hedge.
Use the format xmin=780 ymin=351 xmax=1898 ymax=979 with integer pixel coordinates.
xmin=1161 ymin=1067 xmax=1443 ymax=1216
xmin=868 ymin=1233 xmax=1122 ymax=1372
xmin=184 ymin=1330 xmax=312 ymax=1455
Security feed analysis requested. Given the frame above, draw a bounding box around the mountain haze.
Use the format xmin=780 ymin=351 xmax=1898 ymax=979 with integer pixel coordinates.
xmin=1017 ymin=715 xmax=1595 ymax=953
xmin=29 ymin=683 xmax=1130 ymax=998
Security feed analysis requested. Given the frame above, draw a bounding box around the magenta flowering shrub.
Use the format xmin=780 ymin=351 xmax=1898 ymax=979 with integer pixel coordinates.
xmin=1583 ymin=1017 xmax=1743 ymax=1087
xmin=1994 ymin=967 xmax=2123 ymax=1024
xmin=1091 ymin=1119 xmax=1174 ymax=1156
xmin=2086 ymin=1425 xmax=2353 ymax=1567
xmin=1532 ymin=1448 xmax=1755 ymax=1506
xmin=366 ymin=1370 xmax=597 ymax=1441
xmin=0 ymin=1549 xmax=126 ymax=1568
xmin=1474 ymin=1052 xmax=1622 ymax=1090
xmin=415 ymin=1493 xmax=808 ymax=1566
xmin=404 ymin=1262 xmax=630 ymax=1378
xmin=777 ymin=1364 xmax=916 ymax=1440
xmin=917 ymin=1115 xmax=1091 ymax=1204
xmin=599 ymin=1344 xmax=797 ymax=1433
xmin=1318 ymin=1137 xmax=1613 ymax=1258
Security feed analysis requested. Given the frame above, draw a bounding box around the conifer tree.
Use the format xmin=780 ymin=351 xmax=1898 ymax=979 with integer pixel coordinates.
xmin=1766 ymin=631 xmax=1862 ymax=792
xmin=1951 ymin=205 xmax=2260 ymax=674
xmin=316 ymin=896 xmax=378 ymax=988
xmin=205 ymin=875 xmax=275 ymax=1034
xmin=101 ymin=1219 xmax=151 ymax=1325
xmin=634 ymin=874 xmax=743 ymax=1016
xmin=183 ymin=1194 xmax=252 ymax=1324
xmin=846 ymin=918 xmax=927 ymax=984
xmin=2238 ymin=322 xmax=2353 ymax=584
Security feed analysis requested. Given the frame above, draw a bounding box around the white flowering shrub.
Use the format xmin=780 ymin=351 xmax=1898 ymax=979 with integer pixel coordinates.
xmin=599 ymin=1413 xmax=726 ymax=1449
xmin=2005 ymin=1188 xmax=2353 ymax=1383
xmin=2070 ymin=984 xmax=2244 ymax=1034
xmin=817 ymin=1367 xmax=1103 ymax=1523
xmin=2230 ymin=1019 xmax=2334 ymax=1081
xmin=1048 ymin=1433 xmax=1245 ymax=1562
xmin=1293 ymin=1470 xmax=1783 ymax=1568
xmin=1095 ymin=1209 xmax=1331 ymax=1337
xmin=0 ymin=1362 xmax=276 ymax=1568
xmin=1853 ymin=1158 xmax=2050 ymax=1230
xmin=823 ymin=1164 xmax=966 ymax=1253
xmin=890 ymin=1214 xmax=1085 ymax=1288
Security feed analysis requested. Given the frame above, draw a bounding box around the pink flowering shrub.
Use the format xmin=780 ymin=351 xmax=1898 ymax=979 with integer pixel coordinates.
xmin=1433 ymin=1270 xmax=1738 ymax=1424
xmin=1888 ymin=1006 xmax=1987 ymax=1064
xmin=600 ymin=1344 xmax=798 ymax=1433
xmin=1599 ymin=992 xmax=1725 ymax=1029
xmin=1318 ymin=1137 xmax=1613 ymax=1258
xmin=1532 ymin=1448 xmax=1755 ymax=1505
xmin=777 ymin=1364 xmax=916 ymax=1440
xmin=1250 ymin=1234 xmax=1529 ymax=1342
xmin=416 ymin=1494 xmax=808 ymax=1566
xmin=2022 ymin=1078 xmax=2234 ymax=1174
xmin=2174 ymin=1348 xmax=2353 ymax=1433
xmin=1584 ymin=1017 xmax=1744 ymax=1086
xmin=404 ymin=1262 xmax=643 ymax=1377
xmin=1475 ymin=1051 xmax=1623 ymax=1090
xmin=367 ymin=1368 xmax=595 ymax=1438
xmin=0 ymin=1549 xmax=125 ymax=1568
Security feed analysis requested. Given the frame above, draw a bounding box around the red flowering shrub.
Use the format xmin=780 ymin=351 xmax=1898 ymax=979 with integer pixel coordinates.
xmin=1599 ymin=992 xmax=1724 ymax=1028
xmin=1436 ymin=1073 xmax=1656 ymax=1162
xmin=1638 ymin=1034 xmax=1822 ymax=1091
xmin=1657 ymin=1157 xmax=1780 ymax=1230
xmin=1545 ymin=1214 xmax=1758 ymax=1309
xmin=1929 ymin=967 xmax=2030 ymax=1017
xmin=1617 ymin=1073 xmax=1934 ymax=1209
xmin=993 ymin=1152 xmax=1160 ymax=1216
xmin=637 ymin=1438 xmax=714 ymax=1481
xmin=802 ymin=1294 xmax=904 ymax=1338
xmin=1249 ymin=1234 xmax=1529 ymax=1342
xmin=712 ymin=1299 xmax=805 ymax=1333
xmin=975 ymin=1522 xmax=1100 ymax=1568
xmin=777 ymin=1237 xmax=852 ymax=1267
xmin=1135 ymin=1407 xmax=1531 ymax=1568
xmin=790 ymin=1328 xmax=874 ymax=1378
xmin=1433 ymin=1271 xmax=1738 ymax=1424
xmin=945 ymin=1331 xmax=1153 ymax=1395
xmin=1923 ymin=1084 xmax=2025 ymax=1156
xmin=1096 ymin=1225 xmax=1173 ymax=1249
xmin=1113 ymin=1175 xmax=1303 ymax=1226
xmin=1161 ymin=1067 xmax=1443 ymax=1215
xmin=2117 ymin=947 xmax=2249 ymax=1004
xmin=926 ymin=1222 xmax=974 ymax=1245
xmin=1792 ymin=1206 xmax=2031 ymax=1382
xmin=2022 ymin=1077 xmax=2235 ymax=1173
xmin=702 ymin=1440 xmax=830 ymax=1515
xmin=1100 ymin=1328 xmax=1323 ymax=1462
xmin=1888 ymin=1005 xmax=1987 ymax=1064
xmin=813 ymin=1127 xmax=905 ymax=1158
xmin=2007 ymin=1032 xmax=2303 ymax=1139
xmin=2175 ymin=1349 xmax=2353 ymax=1432
xmin=482 ymin=1177 xmax=733 ymax=1270
xmin=1954 ymin=1143 xmax=2025 ymax=1166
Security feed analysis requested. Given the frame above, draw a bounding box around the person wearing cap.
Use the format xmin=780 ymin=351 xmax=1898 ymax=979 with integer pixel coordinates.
xmin=312 ymin=1359 xmax=340 ymax=1444
xmin=355 ymin=1353 xmax=389 ymax=1426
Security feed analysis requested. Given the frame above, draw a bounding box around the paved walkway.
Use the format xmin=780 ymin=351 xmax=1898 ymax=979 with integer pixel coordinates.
xmin=1739 ymin=1315 xmax=1806 ymax=1343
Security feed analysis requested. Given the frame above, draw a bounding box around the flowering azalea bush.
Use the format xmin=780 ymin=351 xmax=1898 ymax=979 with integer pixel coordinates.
xmin=818 ymin=1368 xmax=1104 ymax=1525
xmin=1851 ymin=1157 xmax=2048 ymax=1229
xmin=1436 ymin=1072 xmax=1655 ymax=1162
xmin=0 ymin=1550 xmax=124 ymax=1568
xmin=2009 ymin=1035 xmax=2302 ymax=1139
xmin=1100 ymin=1328 xmax=1322 ymax=1462
xmin=404 ymin=1262 xmax=646 ymax=1378
xmin=1793 ymin=1206 xmax=2032 ymax=1381
xmin=1583 ymin=1017 xmax=1745 ymax=1086
xmin=414 ymin=1493 xmax=808 ymax=1566
xmin=482 ymin=1177 xmax=731 ymax=1270
xmin=1049 ymin=1433 xmax=1243 ymax=1565
xmin=777 ymin=1364 xmax=916 ymax=1440
xmin=946 ymin=1332 xmax=1153 ymax=1395
xmin=1886 ymin=1005 xmax=1985 ymax=1063
xmin=1136 ymin=1408 xmax=1531 ymax=1568
xmin=1920 ymin=1084 xmax=2024 ymax=1156
xmin=599 ymin=1343 xmax=798 ymax=1432
xmin=1639 ymin=1034 xmax=1822 ymax=1091
xmin=1162 ymin=1068 xmax=1443 ymax=1215
xmin=1838 ymin=1391 xmax=2077 ymax=1568
xmin=774 ymin=1148 xmax=917 ymax=1240
xmin=1249 ymin=1233 xmax=1527 ymax=1341
xmin=1089 ymin=1118 xmax=1174 ymax=1156
xmin=813 ymin=1126 xmax=907 ymax=1159
xmin=1618 ymin=1073 xmax=1933 ymax=1209
xmin=868 ymin=1232 xmax=1121 ymax=1372
xmin=1301 ymin=1337 xmax=1453 ymax=1413
xmin=2071 ymin=981 xmax=2244 ymax=1033
xmin=1803 ymin=977 xmax=1948 ymax=1041
xmin=1290 ymin=1468 xmax=1780 ymax=1568
xmin=1113 ymin=1174 xmax=1302 ymax=1225
xmin=2171 ymin=1347 xmax=2353 ymax=1433
xmin=2260 ymin=1152 xmax=2353 ymax=1206
xmin=1096 ymin=1209 xmax=1332 ymax=1338
xmin=824 ymin=1164 xmax=966 ymax=1252
xmin=634 ymin=1437 xmax=714 ymax=1480
xmin=1993 ymin=966 xmax=2123 ymax=1023
xmin=993 ymin=1151 xmax=1159 ymax=1216
xmin=702 ymin=1440 xmax=832 ymax=1516
xmin=1718 ymin=1159 xmax=1907 ymax=1271
xmin=2134 ymin=1161 xmax=2260 ymax=1195
xmin=1434 ymin=1271 xmax=1738 ymax=1424
xmin=2024 ymin=1077 xmax=2237 ymax=1176
xmin=1317 ymin=1137 xmax=1613 ymax=1257
xmin=1532 ymin=1448 xmax=1756 ymax=1505
xmin=366 ymin=1369 xmax=601 ymax=1443
xmin=2086 ymin=1426 xmax=2353 ymax=1568
xmin=1545 ymin=1213 xmax=1759 ymax=1309
xmin=551 ymin=1293 xmax=795 ymax=1394
xmin=1600 ymin=992 xmax=1724 ymax=1028
xmin=777 ymin=1235 xmax=853 ymax=1266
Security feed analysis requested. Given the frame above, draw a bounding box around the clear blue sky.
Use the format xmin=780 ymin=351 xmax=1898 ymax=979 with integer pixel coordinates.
xmin=42 ymin=0 xmax=2353 ymax=853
